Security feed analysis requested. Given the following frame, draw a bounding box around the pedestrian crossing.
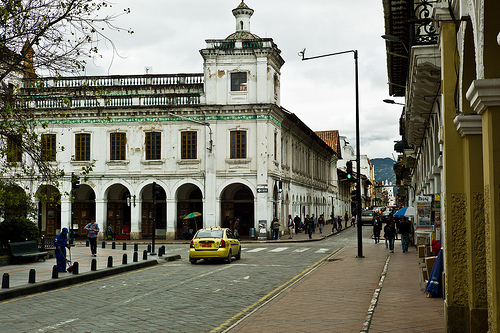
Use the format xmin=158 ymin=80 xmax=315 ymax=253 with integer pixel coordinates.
xmin=242 ymin=247 xmax=331 ymax=254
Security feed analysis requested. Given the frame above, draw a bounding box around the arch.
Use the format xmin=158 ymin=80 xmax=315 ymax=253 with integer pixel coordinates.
xmin=220 ymin=182 xmax=255 ymax=237
xmin=140 ymin=182 xmax=166 ymax=238
xmin=175 ymin=183 xmax=203 ymax=239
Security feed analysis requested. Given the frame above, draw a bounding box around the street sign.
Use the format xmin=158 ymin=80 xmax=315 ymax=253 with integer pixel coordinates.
xmin=257 ymin=188 xmax=268 ymax=193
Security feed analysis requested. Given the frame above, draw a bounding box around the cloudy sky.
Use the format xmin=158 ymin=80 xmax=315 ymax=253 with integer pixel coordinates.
xmin=83 ymin=0 xmax=403 ymax=160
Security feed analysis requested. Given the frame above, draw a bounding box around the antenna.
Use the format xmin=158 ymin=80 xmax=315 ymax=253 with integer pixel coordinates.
xmin=145 ymin=66 xmax=152 ymax=74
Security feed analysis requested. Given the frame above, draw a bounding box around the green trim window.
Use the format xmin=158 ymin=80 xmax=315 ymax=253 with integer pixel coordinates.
xmin=181 ymin=131 xmax=197 ymax=160
xmin=110 ymin=132 xmax=126 ymax=160
xmin=231 ymin=72 xmax=247 ymax=91
xmin=41 ymin=134 xmax=56 ymax=161
xmin=230 ymin=131 xmax=246 ymax=159
xmin=75 ymin=133 xmax=91 ymax=161
xmin=146 ymin=132 xmax=161 ymax=160
xmin=7 ymin=135 xmax=22 ymax=163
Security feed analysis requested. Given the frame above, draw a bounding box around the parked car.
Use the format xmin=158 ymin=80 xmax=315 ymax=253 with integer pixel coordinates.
xmin=361 ymin=210 xmax=377 ymax=225
xmin=189 ymin=227 xmax=241 ymax=264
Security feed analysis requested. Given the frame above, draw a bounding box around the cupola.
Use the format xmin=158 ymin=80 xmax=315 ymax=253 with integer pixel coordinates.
xmin=226 ymin=1 xmax=260 ymax=40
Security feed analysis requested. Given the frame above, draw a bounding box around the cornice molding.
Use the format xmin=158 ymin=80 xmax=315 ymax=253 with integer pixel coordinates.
xmin=466 ymin=79 xmax=500 ymax=115
xmin=453 ymin=113 xmax=482 ymax=137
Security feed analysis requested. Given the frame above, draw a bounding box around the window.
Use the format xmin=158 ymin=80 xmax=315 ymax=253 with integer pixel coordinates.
xmin=75 ymin=133 xmax=91 ymax=161
xmin=110 ymin=132 xmax=126 ymax=160
xmin=7 ymin=135 xmax=22 ymax=163
xmin=231 ymin=72 xmax=247 ymax=91
xmin=41 ymin=134 xmax=56 ymax=161
xmin=146 ymin=132 xmax=161 ymax=160
xmin=181 ymin=131 xmax=197 ymax=160
xmin=230 ymin=131 xmax=246 ymax=159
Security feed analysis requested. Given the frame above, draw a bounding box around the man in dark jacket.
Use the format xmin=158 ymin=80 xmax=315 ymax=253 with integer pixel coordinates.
xmin=294 ymin=214 xmax=301 ymax=234
xmin=399 ymin=217 xmax=412 ymax=252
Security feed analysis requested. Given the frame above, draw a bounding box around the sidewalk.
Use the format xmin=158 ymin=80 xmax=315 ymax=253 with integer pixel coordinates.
xmin=226 ymin=235 xmax=445 ymax=333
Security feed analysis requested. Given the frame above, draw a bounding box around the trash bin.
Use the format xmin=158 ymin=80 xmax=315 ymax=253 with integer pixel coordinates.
xmin=249 ymin=228 xmax=255 ymax=239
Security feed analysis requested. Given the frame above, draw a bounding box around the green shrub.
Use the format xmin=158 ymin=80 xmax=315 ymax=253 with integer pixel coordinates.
xmin=0 ymin=217 xmax=40 ymax=244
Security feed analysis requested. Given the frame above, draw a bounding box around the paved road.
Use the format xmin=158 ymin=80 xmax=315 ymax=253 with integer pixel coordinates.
xmin=0 ymin=227 xmax=367 ymax=332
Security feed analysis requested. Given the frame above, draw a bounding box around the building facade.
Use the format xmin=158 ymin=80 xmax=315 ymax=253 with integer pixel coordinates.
xmin=15 ymin=1 xmax=338 ymax=240
xmin=383 ymin=0 xmax=500 ymax=331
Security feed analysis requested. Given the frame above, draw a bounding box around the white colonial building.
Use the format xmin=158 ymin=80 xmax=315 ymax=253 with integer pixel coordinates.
xmin=16 ymin=1 xmax=339 ymax=240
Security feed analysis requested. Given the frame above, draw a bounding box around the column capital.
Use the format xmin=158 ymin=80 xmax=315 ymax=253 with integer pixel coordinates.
xmin=432 ymin=3 xmax=454 ymax=32
xmin=453 ymin=113 xmax=482 ymax=137
xmin=466 ymin=79 xmax=500 ymax=115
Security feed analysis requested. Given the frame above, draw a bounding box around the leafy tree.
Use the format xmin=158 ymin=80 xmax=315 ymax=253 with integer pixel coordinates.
xmin=0 ymin=0 xmax=132 ymax=186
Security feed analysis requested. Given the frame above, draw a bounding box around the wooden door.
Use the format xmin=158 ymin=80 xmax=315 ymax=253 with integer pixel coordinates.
xmin=107 ymin=202 xmax=124 ymax=234
xmin=46 ymin=202 xmax=59 ymax=236
xmin=73 ymin=202 xmax=90 ymax=237
xmin=142 ymin=202 xmax=153 ymax=237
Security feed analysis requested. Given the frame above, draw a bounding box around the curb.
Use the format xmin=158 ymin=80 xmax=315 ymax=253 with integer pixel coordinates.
xmin=0 ymin=255 xmax=181 ymax=302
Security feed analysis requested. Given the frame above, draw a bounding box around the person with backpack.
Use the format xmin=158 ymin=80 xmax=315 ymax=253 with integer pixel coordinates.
xmin=305 ymin=215 xmax=314 ymax=239
xmin=373 ymin=218 xmax=382 ymax=244
xmin=384 ymin=221 xmax=397 ymax=253
xmin=272 ymin=217 xmax=280 ymax=240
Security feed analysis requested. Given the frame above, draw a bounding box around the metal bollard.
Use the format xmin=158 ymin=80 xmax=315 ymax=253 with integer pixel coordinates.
xmin=91 ymin=259 xmax=97 ymax=271
xmin=133 ymin=251 xmax=138 ymax=262
xmin=158 ymin=247 xmax=163 ymax=257
xmin=52 ymin=265 xmax=59 ymax=279
xmin=147 ymin=244 xmax=151 ymax=253
xmin=72 ymin=262 xmax=79 ymax=274
xmin=2 ymin=273 xmax=9 ymax=288
xmin=134 ymin=243 xmax=138 ymax=252
xmin=112 ymin=242 xmax=116 ymax=249
xmin=86 ymin=239 xmax=89 ymax=247
xmin=143 ymin=249 xmax=148 ymax=260
xmin=102 ymin=241 xmax=106 ymax=249
xmin=107 ymin=256 xmax=113 ymax=268
xmin=122 ymin=253 xmax=127 ymax=265
xmin=122 ymin=242 xmax=127 ymax=251
xmin=28 ymin=269 xmax=36 ymax=283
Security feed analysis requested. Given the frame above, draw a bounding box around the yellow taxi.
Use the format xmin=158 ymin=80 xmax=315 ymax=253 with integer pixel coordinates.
xmin=189 ymin=227 xmax=241 ymax=264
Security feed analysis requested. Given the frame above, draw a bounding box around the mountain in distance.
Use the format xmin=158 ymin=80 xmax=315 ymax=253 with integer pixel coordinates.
xmin=371 ymin=158 xmax=396 ymax=184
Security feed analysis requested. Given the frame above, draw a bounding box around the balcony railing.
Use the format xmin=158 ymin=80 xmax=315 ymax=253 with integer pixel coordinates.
xmin=22 ymin=73 xmax=204 ymax=89
xmin=412 ymin=0 xmax=438 ymax=46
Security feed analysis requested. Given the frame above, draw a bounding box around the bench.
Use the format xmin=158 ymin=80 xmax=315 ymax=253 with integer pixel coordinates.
xmin=9 ymin=240 xmax=48 ymax=262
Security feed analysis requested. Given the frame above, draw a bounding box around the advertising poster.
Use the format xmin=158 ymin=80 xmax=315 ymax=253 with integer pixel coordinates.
xmin=416 ymin=195 xmax=433 ymax=228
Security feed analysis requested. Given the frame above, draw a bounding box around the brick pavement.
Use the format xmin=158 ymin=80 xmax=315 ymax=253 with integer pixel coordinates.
xmin=226 ymin=230 xmax=445 ymax=333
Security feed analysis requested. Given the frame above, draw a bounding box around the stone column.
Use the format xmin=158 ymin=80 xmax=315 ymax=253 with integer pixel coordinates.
xmin=467 ymin=78 xmax=500 ymax=332
xmin=129 ymin=197 xmax=141 ymax=240
xmin=454 ymin=114 xmax=487 ymax=332
xmin=434 ymin=4 xmax=469 ymax=330
xmin=95 ymin=199 xmax=106 ymax=241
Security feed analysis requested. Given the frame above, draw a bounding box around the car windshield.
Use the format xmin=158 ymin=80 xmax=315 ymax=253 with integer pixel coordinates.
xmin=195 ymin=230 xmax=224 ymax=238
xmin=362 ymin=211 xmax=373 ymax=216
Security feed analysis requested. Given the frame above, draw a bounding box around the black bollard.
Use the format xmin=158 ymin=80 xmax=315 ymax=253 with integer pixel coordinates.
xmin=112 ymin=242 xmax=116 ymax=249
xmin=91 ymin=259 xmax=97 ymax=271
xmin=147 ymin=244 xmax=151 ymax=253
xmin=2 ymin=273 xmax=9 ymax=289
xmin=86 ymin=239 xmax=89 ymax=247
xmin=143 ymin=249 xmax=148 ymax=260
xmin=102 ymin=241 xmax=106 ymax=249
xmin=72 ymin=262 xmax=79 ymax=274
xmin=28 ymin=269 xmax=36 ymax=283
xmin=52 ymin=265 xmax=59 ymax=279
xmin=134 ymin=243 xmax=138 ymax=252
xmin=122 ymin=253 xmax=127 ymax=265
xmin=107 ymin=256 xmax=113 ymax=268
xmin=158 ymin=247 xmax=163 ymax=257
xmin=133 ymin=251 xmax=138 ymax=262
xmin=122 ymin=242 xmax=127 ymax=251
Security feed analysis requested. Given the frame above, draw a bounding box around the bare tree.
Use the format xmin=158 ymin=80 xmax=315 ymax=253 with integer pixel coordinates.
xmin=0 ymin=0 xmax=132 ymax=186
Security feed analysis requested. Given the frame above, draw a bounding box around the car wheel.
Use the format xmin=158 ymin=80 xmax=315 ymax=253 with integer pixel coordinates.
xmin=235 ymin=247 xmax=241 ymax=260
xmin=225 ymin=251 xmax=232 ymax=264
xmin=189 ymin=257 xmax=197 ymax=264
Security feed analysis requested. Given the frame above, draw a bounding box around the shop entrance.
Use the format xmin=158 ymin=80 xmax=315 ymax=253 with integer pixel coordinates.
xmin=220 ymin=184 xmax=254 ymax=237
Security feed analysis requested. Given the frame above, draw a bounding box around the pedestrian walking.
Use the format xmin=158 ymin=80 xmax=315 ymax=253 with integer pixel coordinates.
xmin=399 ymin=217 xmax=412 ymax=252
xmin=384 ymin=221 xmax=397 ymax=253
xmin=294 ymin=214 xmax=301 ymax=234
xmin=233 ymin=218 xmax=241 ymax=240
xmin=373 ymin=219 xmax=382 ymax=244
xmin=84 ymin=219 xmax=99 ymax=257
xmin=272 ymin=217 xmax=280 ymax=240
xmin=337 ymin=215 xmax=343 ymax=232
xmin=287 ymin=215 xmax=294 ymax=239
xmin=318 ymin=214 xmax=324 ymax=234
xmin=53 ymin=228 xmax=69 ymax=272
xmin=107 ymin=224 xmax=116 ymax=240
xmin=311 ymin=214 xmax=316 ymax=234
xmin=305 ymin=215 xmax=314 ymax=239
xmin=344 ymin=212 xmax=349 ymax=228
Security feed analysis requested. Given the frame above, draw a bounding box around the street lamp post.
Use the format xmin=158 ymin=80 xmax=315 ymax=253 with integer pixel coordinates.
xmin=300 ymin=49 xmax=363 ymax=258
